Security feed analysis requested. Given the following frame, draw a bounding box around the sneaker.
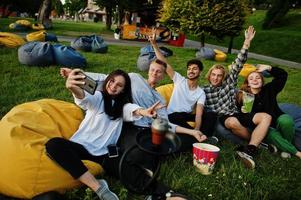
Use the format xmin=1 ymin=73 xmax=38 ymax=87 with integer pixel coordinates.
xmin=96 ymin=179 xmax=119 ymax=200
xmin=280 ymin=152 xmax=291 ymax=159
xmin=237 ymin=151 xmax=256 ymax=169
xmin=144 ymin=195 xmax=152 ymax=200
xmin=268 ymin=144 xmax=278 ymax=154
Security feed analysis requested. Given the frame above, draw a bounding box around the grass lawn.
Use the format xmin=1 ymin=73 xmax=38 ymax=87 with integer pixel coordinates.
xmin=1 ymin=42 xmax=301 ymax=200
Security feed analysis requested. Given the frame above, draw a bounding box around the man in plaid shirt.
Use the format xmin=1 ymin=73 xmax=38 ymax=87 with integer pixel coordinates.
xmin=203 ymin=26 xmax=271 ymax=169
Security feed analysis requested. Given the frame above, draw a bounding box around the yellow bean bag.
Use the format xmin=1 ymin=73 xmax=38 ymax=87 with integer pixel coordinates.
xmin=0 ymin=32 xmax=26 ymax=48
xmin=16 ymin=19 xmax=31 ymax=27
xmin=156 ymin=84 xmax=195 ymax=128
xmin=32 ymin=23 xmax=45 ymax=30
xmin=228 ymin=63 xmax=257 ymax=78
xmin=26 ymin=30 xmax=46 ymax=42
xmin=214 ymin=49 xmax=227 ymax=62
xmin=0 ymin=99 xmax=103 ymax=199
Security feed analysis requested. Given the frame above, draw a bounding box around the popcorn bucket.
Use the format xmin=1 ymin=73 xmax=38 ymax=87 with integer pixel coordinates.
xmin=193 ymin=143 xmax=220 ymax=175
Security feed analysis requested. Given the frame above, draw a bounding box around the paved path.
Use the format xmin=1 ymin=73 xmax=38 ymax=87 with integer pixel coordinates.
xmin=22 ymin=33 xmax=301 ymax=69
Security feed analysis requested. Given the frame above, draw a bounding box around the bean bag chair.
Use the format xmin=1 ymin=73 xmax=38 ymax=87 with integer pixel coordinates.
xmin=32 ymin=23 xmax=45 ymax=30
xmin=26 ymin=31 xmax=46 ymax=42
xmin=279 ymin=103 xmax=301 ymax=151
xmin=18 ymin=41 xmax=54 ymax=66
xmin=214 ymin=49 xmax=227 ymax=62
xmin=9 ymin=23 xmax=29 ymax=31
xmin=0 ymin=32 xmax=26 ymax=48
xmin=0 ymin=99 xmax=102 ymax=199
xmin=16 ymin=19 xmax=31 ymax=27
xmin=228 ymin=63 xmax=257 ymax=78
xmin=45 ymin=33 xmax=58 ymax=42
xmin=71 ymin=36 xmax=93 ymax=52
xmin=137 ymin=45 xmax=173 ymax=71
xmin=195 ymin=47 xmax=215 ymax=60
xmin=52 ymin=44 xmax=86 ymax=68
xmin=91 ymin=35 xmax=108 ymax=53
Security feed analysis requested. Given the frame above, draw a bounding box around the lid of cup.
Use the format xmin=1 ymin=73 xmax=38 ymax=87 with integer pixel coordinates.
xmin=151 ymin=117 xmax=169 ymax=131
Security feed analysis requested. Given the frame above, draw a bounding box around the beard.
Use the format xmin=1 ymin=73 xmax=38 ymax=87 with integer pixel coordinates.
xmin=187 ymin=74 xmax=199 ymax=80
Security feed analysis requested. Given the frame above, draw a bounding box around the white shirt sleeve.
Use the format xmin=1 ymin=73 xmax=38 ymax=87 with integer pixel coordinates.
xmin=123 ymin=103 xmax=143 ymax=122
xmin=197 ymin=90 xmax=206 ymax=105
xmin=73 ymin=91 xmax=102 ymax=111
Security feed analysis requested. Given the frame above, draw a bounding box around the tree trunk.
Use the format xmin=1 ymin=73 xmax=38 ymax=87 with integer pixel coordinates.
xmin=38 ymin=0 xmax=52 ymax=28
xmin=105 ymin=6 xmax=112 ymax=30
xmin=200 ymin=33 xmax=205 ymax=47
xmin=228 ymin=36 xmax=234 ymax=54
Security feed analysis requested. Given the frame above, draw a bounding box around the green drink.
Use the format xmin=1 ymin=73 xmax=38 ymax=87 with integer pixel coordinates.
xmin=242 ymin=91 xmax=254 ymax=113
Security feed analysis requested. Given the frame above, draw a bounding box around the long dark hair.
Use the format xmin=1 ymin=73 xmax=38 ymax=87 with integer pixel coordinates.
xmin=101 ymin=69 xmax=132 ymax=120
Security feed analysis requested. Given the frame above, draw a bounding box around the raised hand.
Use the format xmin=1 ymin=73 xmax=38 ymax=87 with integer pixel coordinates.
xmin=139 ymin=101 xmax=166 ymax=118
xmin=243 ymin=26 xmax=256 ymax=49
xmin=148 ymin=28 xmax=157 ymax=46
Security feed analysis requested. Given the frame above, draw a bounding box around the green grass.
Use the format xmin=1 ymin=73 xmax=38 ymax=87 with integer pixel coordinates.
xmin=189 ymin=9 xmax=301 ymax=63
xmin=0 ymin=43 xmax=301 ymax=200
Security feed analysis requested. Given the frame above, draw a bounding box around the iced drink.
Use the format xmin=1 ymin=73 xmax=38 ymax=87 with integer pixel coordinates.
xmin=242 ymin=91 xmax=254 ymax=113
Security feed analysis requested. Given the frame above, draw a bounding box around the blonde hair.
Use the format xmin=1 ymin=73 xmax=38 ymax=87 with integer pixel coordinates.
xmin=205 ymin=64 xmax=228 ymax=82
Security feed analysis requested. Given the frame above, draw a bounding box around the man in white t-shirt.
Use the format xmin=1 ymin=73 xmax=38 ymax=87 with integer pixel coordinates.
xmin=149 ymin=30 xmax=217 ymax=150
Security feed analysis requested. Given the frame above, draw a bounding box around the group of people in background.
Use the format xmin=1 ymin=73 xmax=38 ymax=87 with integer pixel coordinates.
xmin=46 ymin=25 xmax=300 ymax=200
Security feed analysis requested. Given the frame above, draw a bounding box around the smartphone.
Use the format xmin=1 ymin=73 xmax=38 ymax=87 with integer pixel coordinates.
xmin=107 ymin=144 xmax=119 ymax=158
xmin=77 ymin=72 xmax=98 ymax=95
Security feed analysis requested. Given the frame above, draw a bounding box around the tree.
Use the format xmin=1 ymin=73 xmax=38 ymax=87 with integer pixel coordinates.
xmin=93 ymin=0 xmax=117 ymax=30
xmin=159 ymin=0 xmax=248 ymax=50
xmin=63 ymin=0 xmax=86 ymax=18
xmin=37 ymin=0 xmax=52 ymax=28
xmin=262 ymin=0 xmax=290 ymax=29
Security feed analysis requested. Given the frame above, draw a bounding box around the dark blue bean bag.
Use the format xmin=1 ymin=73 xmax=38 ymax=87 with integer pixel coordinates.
xmin=71 ymin=36 xmax=93 ymax=52
xmin=279 ymin=103 xmax=301 ymax=151
xmin=214 ymin=120 xmax=245 ymax=145
xmin=45 ymin=33 xmax=58 ymax=42
xmin=137 ymin=45 xmax=173 ymax=71
xmin=195 ymin=47 xmax=215 ymax=60
xmin=91 ymin=35 xmax=108 ymax=53
xmin=18 ymin=42 xmax=54 ymax=66
xmin=52 ymin=44 xmax=86 ymax=68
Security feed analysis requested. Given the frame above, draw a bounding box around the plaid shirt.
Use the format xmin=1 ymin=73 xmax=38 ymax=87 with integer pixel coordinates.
xmin=203 ymin=48 xmax=248 ymax=115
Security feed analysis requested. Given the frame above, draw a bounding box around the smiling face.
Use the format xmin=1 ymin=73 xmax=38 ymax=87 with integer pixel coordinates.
xmin=187 ymin=64 xmax=201 ymax=80
xmin=148 ymin=62 xmax=165 ymax=87
xmin=105 ymin=75 xmax=126 ymax=96
xmin=209 ymin=68 xmax=224 ymax=87
xmin=247 ymin=72 xmax=264 ymax=89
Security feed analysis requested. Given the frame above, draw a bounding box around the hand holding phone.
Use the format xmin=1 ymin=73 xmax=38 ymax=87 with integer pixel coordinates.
xmin=77 ymin=72 xmax=98 ymax=95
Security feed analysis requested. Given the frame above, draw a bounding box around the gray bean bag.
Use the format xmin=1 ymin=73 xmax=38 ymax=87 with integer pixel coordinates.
xmin=71 ymin=36 xmax=92 ymax=52
xmin=18 ymin=41 xmax=54 ymax=66
xmin=91 ymin=35 xmax=108 ymax=53
xmin=195 ymin=47 xmax=215 ymax=60
xmin=52 ymin=44 xmax=86 ymax=68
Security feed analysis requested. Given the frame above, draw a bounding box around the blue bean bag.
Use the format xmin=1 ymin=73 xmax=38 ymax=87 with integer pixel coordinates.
xmin=52 ymin=44 xmax=86 ymax=68
xmin=71 ymin=36 xmax=92 ymax=52
xmin=45 ymin=33 xmax=58 ymax=42
xmin=279 ymin=103 xmax=301 ymax=151
xmin=137 ymin=45 xmax=173 ymax=71
xmin=91 ymin=35 xmax=108 ymax=53
xmin=195 ymin=47 xmax=215 ymax=60
xmin=18 ymin=42 xmax=54 ymax=66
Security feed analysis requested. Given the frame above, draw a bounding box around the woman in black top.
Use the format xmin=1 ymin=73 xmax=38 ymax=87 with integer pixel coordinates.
xmin=237 ymin=64 xmax=301 ymax=159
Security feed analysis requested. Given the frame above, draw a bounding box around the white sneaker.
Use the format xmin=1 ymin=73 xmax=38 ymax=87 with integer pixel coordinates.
xmin=280 ymin=152 xmax=291 ymax=159
xmin=96 ymin=179 xmax=119 ymax=200
xmin=237 ymin=151 xmax=256 ymax=169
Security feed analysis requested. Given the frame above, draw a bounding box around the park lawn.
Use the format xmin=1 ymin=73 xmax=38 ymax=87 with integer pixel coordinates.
xmin=1 ymin=43 xmax=301 ymax=200
xmin=1 ymin=8 xmax=301 ymax=63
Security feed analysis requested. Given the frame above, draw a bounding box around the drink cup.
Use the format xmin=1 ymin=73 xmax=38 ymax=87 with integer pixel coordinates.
xmin=151 ymin=127 xmax=166 ymax=145
xmin=242 ymin=91 xmax=255 ymax=113
xmin=192 ymin=143 xmax=220 ymax=175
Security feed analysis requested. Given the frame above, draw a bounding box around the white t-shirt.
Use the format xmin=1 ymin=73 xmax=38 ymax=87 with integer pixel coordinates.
xmin=70 ymin=91 xmax=141 ymax=156
xmin=167 ymin=72 xmax=206 ymax=114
